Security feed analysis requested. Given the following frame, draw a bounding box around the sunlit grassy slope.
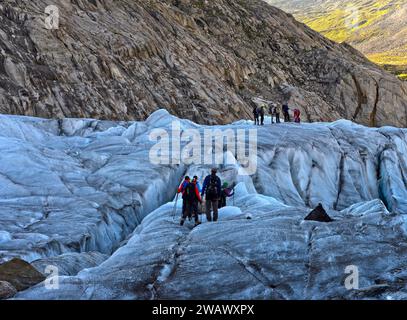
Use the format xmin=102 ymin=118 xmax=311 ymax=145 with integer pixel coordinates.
xmin=301 ymin=0 xmax=393 ymax=42
xmin=266 ymin=0 xmax=407 ymax=80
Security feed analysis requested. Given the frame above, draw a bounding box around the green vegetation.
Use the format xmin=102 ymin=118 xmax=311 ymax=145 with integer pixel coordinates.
xmin=286 ymin=0 xmax=407 ymax=80
xmin=301 ymin=1 xmax=392 ymax=43
xmin=367 ymin=52 xmax=407 ymax=67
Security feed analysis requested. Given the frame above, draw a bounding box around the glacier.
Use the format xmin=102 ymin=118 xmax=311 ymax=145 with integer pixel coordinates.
xmin=0 ymin=110 xmax=406 ymax=299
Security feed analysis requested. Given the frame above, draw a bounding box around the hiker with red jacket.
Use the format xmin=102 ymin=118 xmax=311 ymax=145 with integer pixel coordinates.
xmin=177 ymin=176 xmax=191 ymax=221
xmin=181 ymin=178 xmax=202 ymax=227
xmin=201 ymin=168 xmax=222 ymax=222
xmin=294 ymin=109 xmax=301 ymax=123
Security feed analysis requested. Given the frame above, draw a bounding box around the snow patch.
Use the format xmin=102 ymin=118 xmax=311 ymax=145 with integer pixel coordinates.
xmin=218 ymin=206 xmax=242 ymax=220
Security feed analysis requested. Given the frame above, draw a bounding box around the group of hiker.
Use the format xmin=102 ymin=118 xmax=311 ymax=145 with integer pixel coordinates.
xmin=175 ymin=100 xmax=302 ymax=227
xmin=252 ymin=101 xmax=301 ymax=125
xmin=177 ymin=168 xmax=235 ymax=227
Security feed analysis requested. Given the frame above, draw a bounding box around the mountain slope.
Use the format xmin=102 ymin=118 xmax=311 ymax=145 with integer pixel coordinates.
xmin=0 ymin=0 xmax=406 ymax=126
xmin=266 ymin=0 xmax=407 ymax=80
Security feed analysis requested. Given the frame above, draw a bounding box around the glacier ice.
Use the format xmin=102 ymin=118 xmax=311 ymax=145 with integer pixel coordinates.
xmin=0 ymin=109 xmax=406 ymax=299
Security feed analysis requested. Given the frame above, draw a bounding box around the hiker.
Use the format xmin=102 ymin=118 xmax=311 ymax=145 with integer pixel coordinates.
xmin=259 ymin=104 xmax=266 ymax=126
xmin=273 ymin=104 xmax=281 ymax=123
xmin=193 ymin=176 xmax=202 ymax=193
xmin=282 ymin=103 xmax=290 ymax=122
xmin=201 ymin=168 xmax=222 ymax=222
xmin=177 ymin=176 xmax=191 ymax=220
xmin=293 ymin=109 xmax=301 ymax=123
xmin=219 ymin=182 xmax=235 ymax=209
xmin=269 ymin=103 xmax=275 ymax=124
xmin=252 ymin=103 xmax=259 ymax=125
xmin=181 ymin=179 xmax=202 ymax=227
xmin=191 ymin=176 xmax=202 ymax=219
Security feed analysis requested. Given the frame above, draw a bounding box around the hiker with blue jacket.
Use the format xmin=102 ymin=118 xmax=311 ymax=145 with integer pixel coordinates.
xmin=193 ymin=176 xmax=202 ymax=193
xmin=201 ymin=168 xmax=222 ymax=222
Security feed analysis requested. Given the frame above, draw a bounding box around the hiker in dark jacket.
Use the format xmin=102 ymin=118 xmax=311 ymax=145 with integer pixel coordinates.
xmin=201 ymin=168 xmax=222 ymax=222
xmin=282 ymin=104 xmax=290 ymax=122
xmin=252 ymin=104 xmax=259 ymax=126
xmin=177 ymin=176 xmax=190 ymax=221
xmin=181 ymin=179 xmax=202 ymax=227
xmin=259 ymin=104 xmax=266 ymax=126
xmin=219 ymin=182 xmax=235 ymax=209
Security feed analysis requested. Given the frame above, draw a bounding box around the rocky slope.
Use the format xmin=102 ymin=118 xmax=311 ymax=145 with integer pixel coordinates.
xmin=266 ymin=0 xmax=407 ymax=79
xmin=0 ymin=110 xmax=406 ymax=299
xmin=0 ymin=0 xmax=406 ymax=126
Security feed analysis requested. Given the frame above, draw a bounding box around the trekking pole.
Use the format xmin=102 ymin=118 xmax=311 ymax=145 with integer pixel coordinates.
xmin=172 ymin=192 xmax=179 ymax=221
xmin=173 ymin=176 xmax=186 ymax=221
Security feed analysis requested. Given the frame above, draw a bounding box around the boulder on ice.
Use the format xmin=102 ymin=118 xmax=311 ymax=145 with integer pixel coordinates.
xmin=304 ymin=204 xmax=333 ymax=222
xmin=0 ymin=258 xmax=45 ymax=292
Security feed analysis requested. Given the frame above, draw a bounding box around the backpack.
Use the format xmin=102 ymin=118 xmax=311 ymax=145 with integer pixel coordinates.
xmin=206 ymin=175 xmax=219 ymax=200
xmin=184 ymin=182 xmax=198 ymax=201
xmin=180 ymin=181 xmax=188 ymax=198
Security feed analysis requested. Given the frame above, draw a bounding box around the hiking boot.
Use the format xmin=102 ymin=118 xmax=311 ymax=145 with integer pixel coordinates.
xmin=180 ymin=219 xmax=185 ymax=226
xmin=194 ymin=221 xmax=201 ymax=227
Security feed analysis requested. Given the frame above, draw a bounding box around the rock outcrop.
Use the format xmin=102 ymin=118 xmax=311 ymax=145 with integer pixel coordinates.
xmin=0 ymin=258 xmax=45 ymax=292
xmin=0 ymin=281 xmax=17 ymax=299
xmin=0 ymin=0 xmax=406 ymax=126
